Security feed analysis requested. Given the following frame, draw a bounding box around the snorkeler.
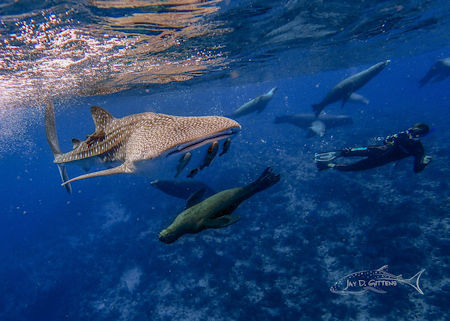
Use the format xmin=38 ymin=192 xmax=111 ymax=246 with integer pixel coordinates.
xmin=315 ymin=123 xmax=432 ymax=173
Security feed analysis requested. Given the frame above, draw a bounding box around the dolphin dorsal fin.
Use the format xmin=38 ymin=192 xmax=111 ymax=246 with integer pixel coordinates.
xmin=90 ymin=106 xmax=115 ymax=131
xmin=377 ymin=265 xmax=389 ymax=272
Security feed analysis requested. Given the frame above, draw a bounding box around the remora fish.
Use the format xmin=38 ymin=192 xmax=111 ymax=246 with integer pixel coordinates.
xmin=175 ymin=152 xmax=191 ymax=178
xmin=274 ymin=113 xmax=353 ymax=137
xmin=158 ymin=167 xmax=280 ymax=244
xmin=229 ymin=87 xmax=277 ymax=118
xmin=419 ymin=57 xmax=450 ymax=87
xmin=45 ymin=102 xmax=241 ymax=192
xmin=219 ymin=138 xmax=231 ymax=156
xmin=330 ymin=265 xmax=425 ymax=295
xmin=199 ymin=141 xmax=219 ymax=170
xmin=312 ymin=60 xmax=390 ymax=116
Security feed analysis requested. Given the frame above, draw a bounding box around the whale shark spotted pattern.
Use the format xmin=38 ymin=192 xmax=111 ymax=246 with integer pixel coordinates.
xmin=45 ymin=102 xmax=241 ymax=191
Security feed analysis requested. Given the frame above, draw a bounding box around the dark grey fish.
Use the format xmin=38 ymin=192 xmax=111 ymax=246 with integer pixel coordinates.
xmin=330 ymin=265 xmax=425 ymax=295
xmin=150 ymin=179 xmax=215 ymax=200
xmin=274 ymin=113 xmax=353 ymax=137
xmin=312 ymin=60 xmax=390 ymax=116
xmin=175 ymin=152 xmax=191 ymax=178
xmin=219 ymin=138 xmax=231 ymax=156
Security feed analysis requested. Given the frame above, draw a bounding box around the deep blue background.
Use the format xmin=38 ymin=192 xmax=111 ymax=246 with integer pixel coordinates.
xmin=0 ymin=49 xmax=449 ymax=320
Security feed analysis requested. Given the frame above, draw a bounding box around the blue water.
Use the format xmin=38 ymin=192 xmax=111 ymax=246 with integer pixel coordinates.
xmin=1 ymin=1 xmax=450 ymax=320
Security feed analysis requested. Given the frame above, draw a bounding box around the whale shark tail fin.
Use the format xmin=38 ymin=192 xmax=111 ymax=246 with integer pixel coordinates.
xmin=45 ymin=101 xmax=72 ymax=194
xmin=248 ymin=167 xmax=280 ymax=195
xmin=402 ymin=269 xmax=425 ymax=295
xmin=312 ymin=104 xmax=323 ymax=117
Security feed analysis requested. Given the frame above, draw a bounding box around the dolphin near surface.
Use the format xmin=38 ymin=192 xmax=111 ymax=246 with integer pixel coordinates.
xmin=45 ymin=102 xmax=241 ymax=193
xmin=419 ymin=57 xmax=450 ymax=87
xmin=158 ymin=167 xmax=280 ymax=244
xmin=274 ymin=113 xmax=353 ymax=137
xmin=229 ymin=87 xmax=277 ymax=118
xmin=312 ymin=60 xmax=390 ymax=116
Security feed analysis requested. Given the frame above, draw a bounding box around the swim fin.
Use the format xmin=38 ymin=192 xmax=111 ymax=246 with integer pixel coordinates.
xmin=314 ymin=151 xmax=341 ymax=162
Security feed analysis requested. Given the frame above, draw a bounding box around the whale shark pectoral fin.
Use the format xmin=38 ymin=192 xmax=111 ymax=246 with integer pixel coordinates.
xmin=366 ymin=286 xmax=387 ymax=294
xmin=185 ymin=188 xmax=207 ymax=209
xmin=204 ymin=216 xmax=240 ymax=229
xmin=61 ymin=162 xmax=135 ymax=186
xmin=57 ymin=164 xmax=72 ymax=194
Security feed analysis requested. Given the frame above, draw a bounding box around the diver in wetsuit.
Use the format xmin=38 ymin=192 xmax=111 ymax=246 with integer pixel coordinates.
xmin=315 ymin=123 xmax=432 ymax=173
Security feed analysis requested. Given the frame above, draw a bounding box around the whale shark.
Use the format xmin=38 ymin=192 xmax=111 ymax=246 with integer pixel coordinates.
xmin=45 ymin=102 xmax=241 ymax=193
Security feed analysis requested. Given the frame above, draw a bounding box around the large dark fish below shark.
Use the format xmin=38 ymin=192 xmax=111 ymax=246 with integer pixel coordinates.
xmin=158 ymin=167 xmax=280 ymax=244
xmin=312 ymin=60 xmax=390 ymax=116
xmin=45 ymin=102 xmax=241 ymax=193
xmin=274 ymin=113 xmax=353 ymax=137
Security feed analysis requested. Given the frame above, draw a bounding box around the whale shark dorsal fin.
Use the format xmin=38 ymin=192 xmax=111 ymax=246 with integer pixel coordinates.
xmin=72 ymin=138 xmax=81 ymax=149
xmin=377 ymin=265 xmax=389 ymax=272
xmin=90 ymin=106 xmax=115 ymax=131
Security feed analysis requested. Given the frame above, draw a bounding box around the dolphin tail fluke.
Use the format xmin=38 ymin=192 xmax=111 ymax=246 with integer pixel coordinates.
xmin=402 ymin=269 xmax=425 ymax=295
xmin=45 ymin=101 xmax=73 ymax=194
xmin=247 ymin=167 xmax=280 ymax=194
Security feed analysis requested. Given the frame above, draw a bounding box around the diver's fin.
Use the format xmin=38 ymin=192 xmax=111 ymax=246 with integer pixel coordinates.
xmin=185 ymin=188 xmax=206 ymax=209
xmin=61 ymin=162 xmax=134 ymax=186
xmin=314 ymin=151 xmax=341 ymax=162
xmin=366 ymin=287 xmax=387 ymax=294
xmin=401 ymin=269 xmax=425 ymax=295
xmin=45 ymin=100 xmax=72 ymax=194
xmin=204 ymin=216 xmax=240 ymax=229
xmin=90 ymin=106 xmax=115 ymax=132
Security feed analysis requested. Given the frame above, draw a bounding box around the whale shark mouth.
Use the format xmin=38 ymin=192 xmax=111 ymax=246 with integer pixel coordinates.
xmin=166 ymin=126 xmax=240 ymax=157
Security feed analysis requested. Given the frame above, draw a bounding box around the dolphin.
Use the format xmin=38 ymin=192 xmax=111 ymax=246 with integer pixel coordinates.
xmin=229 ymin=87 xmax=277 ymax=118
xmin=158 ymin=167 xmax=280 ymax=244
xmin=312 ymin=60 xmax=390 ymax=116
xmin=419 ymin=57 xmax=450 ymax=87
xmin=274 ymin=113 xmax=353 ymax=137
xmin=45 ymin=102 xmax=241 ymax=192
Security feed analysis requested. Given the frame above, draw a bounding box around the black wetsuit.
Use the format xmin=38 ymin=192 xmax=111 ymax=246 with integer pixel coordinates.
xmin=335 ymin=132 xmax=427 ymax=172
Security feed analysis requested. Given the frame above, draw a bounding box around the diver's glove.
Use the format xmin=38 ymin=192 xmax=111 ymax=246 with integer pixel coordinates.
xmin=423 ymin=155 xmax=432 ymax=165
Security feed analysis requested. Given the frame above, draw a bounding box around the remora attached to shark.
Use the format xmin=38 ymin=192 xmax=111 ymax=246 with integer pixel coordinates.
xmin=45 ymin=102 xmax=241 ymax=193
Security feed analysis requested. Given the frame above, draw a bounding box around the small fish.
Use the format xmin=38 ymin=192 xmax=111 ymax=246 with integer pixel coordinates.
xmin=175 ymin=152 xmax=191 ymax=178
xmin=187 ymin=168 xmax=199 ymax=178
xmin=199 ymin=141 xmax=219 ymax=170
xmin=219 ymin=138 xmax=231 ymax=156
xmin=330 ymin=265 xmax=425 ymax=295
